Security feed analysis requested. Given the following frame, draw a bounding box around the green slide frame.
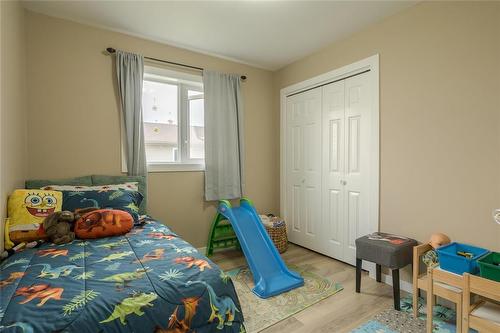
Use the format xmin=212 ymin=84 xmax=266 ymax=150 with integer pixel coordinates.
xmin=206 ymin=201 xmax=241 ymax=256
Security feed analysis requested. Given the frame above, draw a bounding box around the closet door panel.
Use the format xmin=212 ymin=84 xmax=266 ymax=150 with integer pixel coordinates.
xmin=291 ymin=184 xmax=301 ymax=233
xmin=347 ymin=190 xmax=360 ymax=252
xmin=343 ymin=73 xmax=372 ymax=265
xmin=302 ymin=91 xmax=322 ymax=250
xmin=322 ymin=81 xmax=346 ymax=259
xmin=286 ymin=99 xmax=304 ymax=237
xmin=285 ymin=89 xmax=322 ymax=251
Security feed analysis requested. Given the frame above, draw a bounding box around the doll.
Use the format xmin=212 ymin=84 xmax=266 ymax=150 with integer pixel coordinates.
xmin=429 ymin=233 xmax=451 ymax=249
xmin=423 ymin=233 xmax=451 ymax=267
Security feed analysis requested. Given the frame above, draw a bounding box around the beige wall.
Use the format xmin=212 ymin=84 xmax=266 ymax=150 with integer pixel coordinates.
xmin=15 ymin=2 xmax=500 ymax=256
xmin=275 ymin=1 xmax=500 ymax=253
xmin=25 ymin=11 xmax=277 ymax=247
xmin=0 ymin=0 xmax=28 ymax=251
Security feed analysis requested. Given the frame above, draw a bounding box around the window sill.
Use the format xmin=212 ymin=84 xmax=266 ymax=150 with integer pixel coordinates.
xmin=147 ymin=163 xmax=205 ymax=173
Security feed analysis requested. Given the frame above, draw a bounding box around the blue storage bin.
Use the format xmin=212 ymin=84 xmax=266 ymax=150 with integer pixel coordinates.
xmin=436 ymin=242 xmax=489 ymax=275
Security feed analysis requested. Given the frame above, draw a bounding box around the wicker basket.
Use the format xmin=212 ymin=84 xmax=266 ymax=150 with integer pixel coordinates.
xmin=263 ymin=218 xmax=288 ymax=254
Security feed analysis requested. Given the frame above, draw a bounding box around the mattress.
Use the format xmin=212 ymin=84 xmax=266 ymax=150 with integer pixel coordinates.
xmin=0 ymin=218 xmax=245 ymax=332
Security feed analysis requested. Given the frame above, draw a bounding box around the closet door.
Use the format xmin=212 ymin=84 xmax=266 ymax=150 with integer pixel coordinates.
xmin=285 ymin=88 xmax=322 ymax=252
xmin=343 ymin=73 xmax=372 ymax=265
xmin=321 ymin=81 xmax=346 ymax=260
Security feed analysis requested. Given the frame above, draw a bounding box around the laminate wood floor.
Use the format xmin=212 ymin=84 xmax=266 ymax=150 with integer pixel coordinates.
xmin=211 ymin=243 xmax=399 ymax=333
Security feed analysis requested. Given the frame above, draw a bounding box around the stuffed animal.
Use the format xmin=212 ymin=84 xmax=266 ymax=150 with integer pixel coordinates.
xmin=429 ymin=233 xmax=451 ymax=249
xmin=43 ymin=207 xmax=100 ymax=245
xmin=43 ymin=211 xmax=76 ymax=245
xmin=423 ymin=250 xmax=439 ymax=267
xmin=5 ymin=189 xmax=63 ymax=249
xmin=423 ymin=233 xmax=452 ymax=267
xmin=75 ymin=209 xmax=133 ymax=239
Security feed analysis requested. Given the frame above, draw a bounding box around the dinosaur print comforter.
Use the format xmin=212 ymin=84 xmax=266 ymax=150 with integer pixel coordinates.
xmin=0 ymin=219 xmax=245 ymax=333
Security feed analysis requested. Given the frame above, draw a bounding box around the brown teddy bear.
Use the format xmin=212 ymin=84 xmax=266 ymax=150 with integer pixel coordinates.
xmin=43 ymin=211 xmax=77 ymax=245
xmin=43 ymin=208 xmax=98 ymax=244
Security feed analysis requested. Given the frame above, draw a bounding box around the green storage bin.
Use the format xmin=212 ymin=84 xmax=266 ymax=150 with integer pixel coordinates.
xmin=478 ymin=252 xmax=500 ymax=282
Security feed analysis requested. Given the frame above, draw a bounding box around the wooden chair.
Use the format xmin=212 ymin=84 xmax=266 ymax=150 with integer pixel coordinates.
xmin=426 ymin=266 xmax=463 ymax=332
xmin=414 ymin=243 xmax=433 ymax=317
xmin=413 ymin=244 xmax=464 ymax=320
xmin=462 ymin=273 xmax=500 ymax=333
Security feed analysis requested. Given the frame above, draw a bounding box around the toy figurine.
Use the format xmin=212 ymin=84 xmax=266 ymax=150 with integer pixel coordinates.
xmin=0 ymin=242 xmax=26 ymax=262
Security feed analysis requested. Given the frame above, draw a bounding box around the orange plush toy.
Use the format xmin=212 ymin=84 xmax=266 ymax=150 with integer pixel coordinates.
xmin=75 ymin=209 xmax=133 ymax=239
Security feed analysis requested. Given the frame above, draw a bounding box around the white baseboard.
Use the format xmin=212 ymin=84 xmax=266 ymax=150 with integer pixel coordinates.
xmin=380 ymin=273 xmax=413 ymax=294
xmin=199 ymin=242 xmax=414 ymax=295
xmin=379 ymin=273 xmax=456 ymax=308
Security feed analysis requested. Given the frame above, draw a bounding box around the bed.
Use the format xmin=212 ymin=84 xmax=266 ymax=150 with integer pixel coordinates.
xmin=0 ymin=217 xmax=245 ymax=332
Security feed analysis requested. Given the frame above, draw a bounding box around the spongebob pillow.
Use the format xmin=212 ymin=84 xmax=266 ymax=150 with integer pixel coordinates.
xmin=5 ymin=189 xmax=63 ymax=248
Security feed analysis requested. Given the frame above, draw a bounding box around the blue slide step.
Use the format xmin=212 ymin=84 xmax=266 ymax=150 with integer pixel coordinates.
xmin=218 ymin=198 xmax=304 ymax=298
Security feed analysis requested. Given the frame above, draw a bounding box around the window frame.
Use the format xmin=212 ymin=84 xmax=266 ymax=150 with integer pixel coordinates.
xmin=180 ymin=84 xmax=204 ymax=166
xmin=121 ymin=66 xmax=205 ymax=173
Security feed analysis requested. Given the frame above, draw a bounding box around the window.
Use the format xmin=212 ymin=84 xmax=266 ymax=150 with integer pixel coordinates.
xmin=141 ymin=66 xmax=204 ymax=172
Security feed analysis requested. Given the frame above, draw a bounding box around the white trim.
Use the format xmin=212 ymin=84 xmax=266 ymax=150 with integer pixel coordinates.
xmin=183 ymin=84 xmax=205 ymax=165
xmin=280 ymin=55 xmax=378 ymax=97
xmin=144 ymin=65 xmax=202 ymax=85
xmin=280 ymin=54 xmax=380 ymax=275
xmin=147 ymin=162 xmax=204 ymax=172
xmin=381 ymin=273 xmax=413 ymax=294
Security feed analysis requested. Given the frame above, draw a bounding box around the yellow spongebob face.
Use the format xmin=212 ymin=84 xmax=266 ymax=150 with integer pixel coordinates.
xmin=24 ymin=192 xmax=58 ymax=218
xmin=7 ymin=189 xmax=62 ymax=225
xmin=6 ymin=189 xmax=63 ymax=248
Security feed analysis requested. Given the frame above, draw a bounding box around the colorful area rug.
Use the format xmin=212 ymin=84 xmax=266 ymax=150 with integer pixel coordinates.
xmin=352 ymin=296 xmax=475 ymax=332
xmin=227 ymin=264 xmax=343 ymax=333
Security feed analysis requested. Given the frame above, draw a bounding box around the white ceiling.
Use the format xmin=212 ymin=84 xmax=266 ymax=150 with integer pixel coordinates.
xmin=23 ymin=1 xmax=417 ymax=70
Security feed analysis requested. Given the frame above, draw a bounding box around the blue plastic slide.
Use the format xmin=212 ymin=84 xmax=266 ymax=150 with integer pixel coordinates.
xmin=218 ymin=198 xmax=304 ymax=298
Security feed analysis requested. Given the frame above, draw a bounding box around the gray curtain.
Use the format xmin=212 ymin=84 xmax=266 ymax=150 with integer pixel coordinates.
xmin=115 ymin=50 xmax=147 ymax=176
xmin=203 ymin=70 xmax=244 ymax=201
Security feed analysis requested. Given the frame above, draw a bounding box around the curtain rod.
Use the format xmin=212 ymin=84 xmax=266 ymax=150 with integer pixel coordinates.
xmin=105 ymin=47 xmax=247 ymax=81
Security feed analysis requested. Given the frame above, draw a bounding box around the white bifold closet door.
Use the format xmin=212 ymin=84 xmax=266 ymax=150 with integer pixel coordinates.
xmin=285 ymin=72 xmax=372 ymax=266
xmin=285 ymin=88 xmax=322 ymax=253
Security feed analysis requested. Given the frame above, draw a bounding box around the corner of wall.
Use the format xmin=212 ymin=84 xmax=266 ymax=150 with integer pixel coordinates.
xmin=0 ymin=0 xmax=29 ymax=252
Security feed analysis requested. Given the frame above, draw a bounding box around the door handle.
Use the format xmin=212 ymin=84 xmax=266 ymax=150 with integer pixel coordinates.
xmin=340 ymin=180 xmax=347 ymax=185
